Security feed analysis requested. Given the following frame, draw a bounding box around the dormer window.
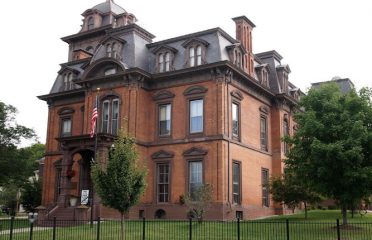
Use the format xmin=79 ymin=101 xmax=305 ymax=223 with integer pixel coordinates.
xmin=234 ymin=50 xmax=243 ymax=68
xmin=189 ymin=46 xmax=202 ymax=67
xmin=152 ymin=45 xmax=177 ymax=73
xmin=63 ymin=73 xmax=74 ymax=91
xmin=158 ymin=52 xmax=171 ymax=73
xmin=182 ymin=38 xmax=209 ymax=68
xmin=87 ymin=17 xmax=94 ymax=30
xmin=226 ymin=44 xmax=246 ymax=70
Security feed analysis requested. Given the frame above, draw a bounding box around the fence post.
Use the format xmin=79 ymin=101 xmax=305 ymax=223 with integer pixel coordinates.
xmin=9 ymin=217 xmax=14 ymax=240
xmin=142 ymin=218 xmax=146 ymax=240
xmin=29 ymin=222 xmax=34 ymax=240
xmin=336 ymin=219 xmax=340 ymax=240
xmin=52 ymin=217 xmax=56 ymax=240
xmin=286 ymin=219 xmax=289 ymax=240
xmin=189 ymin=218 xmax=192 ymax=240
xmin=96 ymin=217 xmax=101 ymax=240
xmin=237 ymin=218 xmax=240 ymax=240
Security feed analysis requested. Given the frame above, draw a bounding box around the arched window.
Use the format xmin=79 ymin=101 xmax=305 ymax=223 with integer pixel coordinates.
xmin=101 ymin=97 xmax=120 ymax=135
xmin=87 ymin=17 xmax=94 ymax=30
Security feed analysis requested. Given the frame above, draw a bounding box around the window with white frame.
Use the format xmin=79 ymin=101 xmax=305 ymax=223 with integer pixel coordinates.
xmin=233 ymin=162 xmax=241 ymax=204
xmin=101 ymin=98 xmax=119 ymax=135
xmin=61 ymin=118 xmax=72 ymax=137
xmin=157 ymin=163 xmax=170 ymax=203
xmin=190 ymin=99 xmax=203 ymax=133
xmin=189 ymin=161 xmax=203 ymax=200
xmin=232 ymin=103 xmax=240 ymax=138
xmin=159 ymin=104 xmax=171 ymax=136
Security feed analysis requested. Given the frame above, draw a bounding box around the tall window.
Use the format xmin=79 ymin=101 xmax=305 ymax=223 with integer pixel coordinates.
xmin=260 ymin=116 xmax=268 ymax=151
xmin=111 ymin=99 xmax=119 ymax=135
xmin=55 ymin=168 xmax=62 ymax=201
xmin=232 ymin=162 xmax=241 ymax=204
xmin=189 ymin=47 xmax=195 ymax=67
xmin=106 ymin=44 xmax=112 ymax=57
xmin=101 ymin=98 xmax=119 ymax=135
xmin=68 ymin=73 xmax=74 ymax=90
xmin=165 ymin=53 xmax=170 ymax=71
xmin=157 ymin=164 xmax=169 ymax=203
xmin=159 ymin=53 xmax=164 ymax=72
xmin=283 ymin=119 xmax=289 ymax=154
xmin=196 ymin=46 xmax=202 ymax=66
xmin=190 ymin=99 xmax=203 ymax=133
xmin=102 ymin=100 xmax=110 ymax=133
xmin=262 ymin=168 xmax=269 ymax=207
xmin=232 ymin=103 xmax=239 ymax=138
xmin=87 ymin=17 xmax=94 ymax=30
xmin=159 ymin=104 xmax=171 ymax=136
xmin=61 ymin=118 xmax=72 ymax=137
xmin=189 ymin=161 xmax=203 ymax=200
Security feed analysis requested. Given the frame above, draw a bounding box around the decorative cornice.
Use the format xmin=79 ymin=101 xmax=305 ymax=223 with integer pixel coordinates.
xmin=259 ymin=106 xmax=269 ymax=114
xmin=183 ymin=85 xmax=208 ymax=96
xmin=150 ymin=45 xmax=178 ymax=54
xmin=181 ymin=38 xmax=210 ymax=48
xmin=151 ymin=150 xmax=175 ymax=159
xmin=183 ymin=147 xmax=208 ymax=157
xmin=152 ymin=90 xmax=175 ymax=101
xmin=58 ymin=107 xmax=75 ymax=115
xmin=230 ymin=90 xmax=244 ymax=101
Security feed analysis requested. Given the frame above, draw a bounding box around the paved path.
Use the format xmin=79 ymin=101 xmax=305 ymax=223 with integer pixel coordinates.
xmin=0 ymin=226 xmax=51 ymax=236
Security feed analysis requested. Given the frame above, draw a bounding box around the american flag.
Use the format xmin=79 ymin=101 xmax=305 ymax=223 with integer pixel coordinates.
xmin=90 ymin=96 xmax=98 ymax=138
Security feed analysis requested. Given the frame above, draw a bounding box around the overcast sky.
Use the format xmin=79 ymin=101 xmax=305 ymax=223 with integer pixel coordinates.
xmin=0 ymin=0 xmax=371 ymax=146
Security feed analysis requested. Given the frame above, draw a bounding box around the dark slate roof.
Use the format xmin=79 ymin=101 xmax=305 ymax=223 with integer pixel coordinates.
xmin=91 ymin=0 xmax=126 ymax=15
xmin=311 ymin=78 xmax=355 ymax=94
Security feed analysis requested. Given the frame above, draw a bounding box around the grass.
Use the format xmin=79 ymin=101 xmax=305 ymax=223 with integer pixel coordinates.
xmin=0 ymin=218 xmax=29 ymax=231
xmin=266 ymin=209 xmax=372 ymax=222
xmin=2 ymin=210 xmax=372 ymax=240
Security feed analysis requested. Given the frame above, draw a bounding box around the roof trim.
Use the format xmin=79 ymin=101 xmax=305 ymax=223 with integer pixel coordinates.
xmin=147 ymin=27 xmax=238 ymax=48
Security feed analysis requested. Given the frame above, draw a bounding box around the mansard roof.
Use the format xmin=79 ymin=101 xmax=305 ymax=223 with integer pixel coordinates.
xmin=84 ymin=0 xmax=127 ymax=16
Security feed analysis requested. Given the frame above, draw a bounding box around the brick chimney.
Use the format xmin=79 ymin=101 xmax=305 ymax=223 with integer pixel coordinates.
xmin=232 ymin=16 xmax=255 ymax=76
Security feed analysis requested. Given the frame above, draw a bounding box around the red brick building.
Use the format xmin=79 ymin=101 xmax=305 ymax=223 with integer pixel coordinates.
xmin=38 ymin=0 xmax=302 ymax=220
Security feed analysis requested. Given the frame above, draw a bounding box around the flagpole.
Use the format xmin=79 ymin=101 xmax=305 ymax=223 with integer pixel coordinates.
xmin=91 ymin=88 xmax=100 ymax=227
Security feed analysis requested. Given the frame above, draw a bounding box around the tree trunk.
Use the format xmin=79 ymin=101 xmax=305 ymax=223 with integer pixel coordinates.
xmin=341 ymin=206 xmax=348 ymax=226
xmin=304 ymin=202 xmax=308 ymax=219
xmin=120 ymin=212 xmax=125 ymax=240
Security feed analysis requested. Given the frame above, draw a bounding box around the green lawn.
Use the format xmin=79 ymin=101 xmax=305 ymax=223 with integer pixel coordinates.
xmin=3 ymin=211 xmax=372 ymax=240
xmin=266 ymin=210 xmax=372 ymax=222
xmin=0 ymin=218 xmax=29 ymax=231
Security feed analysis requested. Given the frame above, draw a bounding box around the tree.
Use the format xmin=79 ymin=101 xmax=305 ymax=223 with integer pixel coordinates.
xmin=184 ymin=183 xmax=213 ymax=223
xmin=91 ymin=131 xmax=147 ymax=240
xmin=0 ymin=101 xmax=36 ymax=185
xmin=269 ymin=172 xmax=320 ymax=219
xmin=20 ymin=177 xmax=42 ymax=212
xmin=284 ymin=84 xmax=372 ymax=225
xmin=0 ymin=184 xmax=18 ymax=216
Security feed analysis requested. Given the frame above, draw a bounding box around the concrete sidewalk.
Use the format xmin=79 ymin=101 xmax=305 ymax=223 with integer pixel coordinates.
xmin=0 ymin=226 xmax=51 ymax=236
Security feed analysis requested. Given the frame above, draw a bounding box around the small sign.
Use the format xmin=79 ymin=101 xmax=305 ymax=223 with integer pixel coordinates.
xmin=81 ymin=190 xmax=89 ymax=205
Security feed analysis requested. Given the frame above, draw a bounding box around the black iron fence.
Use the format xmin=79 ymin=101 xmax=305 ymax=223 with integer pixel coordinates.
xmin=1 ymin=217 xmax=372 ymax=240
